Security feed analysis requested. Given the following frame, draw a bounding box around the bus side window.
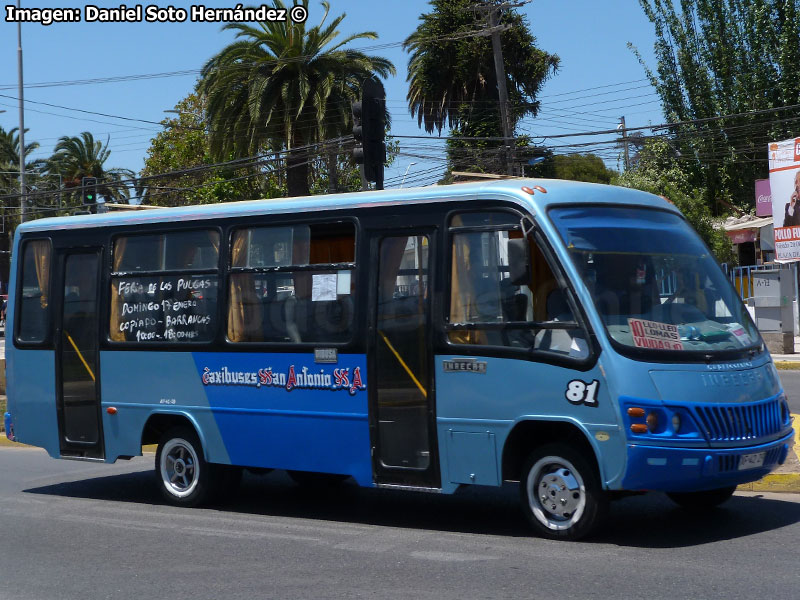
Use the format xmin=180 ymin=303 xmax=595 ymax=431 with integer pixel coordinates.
xmin=109 ymin=230 xmax=220 ymax=344
xmin=448 ymin=212 xmax=588 ymax=359
xmin=17 ymin=239 xmax=52 ymax=343
xmin=227 ymin=222 xmax=356 ymax=344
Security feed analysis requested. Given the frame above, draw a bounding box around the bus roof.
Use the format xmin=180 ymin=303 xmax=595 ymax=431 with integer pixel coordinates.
xmin=16 ymin=178 xmax=678 ymax=233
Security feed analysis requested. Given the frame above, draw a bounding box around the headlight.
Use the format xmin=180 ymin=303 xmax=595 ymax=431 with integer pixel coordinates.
xmin=646 ymin=411 xmax=659 ymax=432
xmin=671 ymin=413 xmax=681 ymax=433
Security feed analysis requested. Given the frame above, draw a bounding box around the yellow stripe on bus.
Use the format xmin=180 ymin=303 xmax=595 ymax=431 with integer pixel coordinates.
xmin=378 ymin=330 xmax=427 ymax=399
xmin=65 ymin=332 xmax=96 ymax=382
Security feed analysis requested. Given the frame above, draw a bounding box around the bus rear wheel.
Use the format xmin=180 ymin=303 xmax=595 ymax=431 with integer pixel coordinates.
xmin=520 ymin=443 xmax=607 ymax=541
xmin=155 ymin=426 xmax=212 ymax=507
xmin=666 ymin=486 xmax=737 ymax=510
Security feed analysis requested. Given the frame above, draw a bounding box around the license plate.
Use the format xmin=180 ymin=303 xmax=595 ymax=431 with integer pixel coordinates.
xmin=738 ymin=451 xmax=766 ymax=470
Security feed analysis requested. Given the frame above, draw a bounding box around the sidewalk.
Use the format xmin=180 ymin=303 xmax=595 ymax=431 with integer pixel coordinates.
xmin=768 ymin=335 xmax=800 ymax=367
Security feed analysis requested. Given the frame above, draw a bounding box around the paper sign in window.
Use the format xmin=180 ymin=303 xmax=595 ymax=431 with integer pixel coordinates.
xmin=337 ymin=270 xmax=351 ymax=295
xmin=312 ymin=273 xmax=337 ymax=301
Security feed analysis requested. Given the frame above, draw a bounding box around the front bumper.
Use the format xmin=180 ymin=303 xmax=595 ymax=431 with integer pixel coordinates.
xmin=621 ymin=431 xmax=794 ymax=492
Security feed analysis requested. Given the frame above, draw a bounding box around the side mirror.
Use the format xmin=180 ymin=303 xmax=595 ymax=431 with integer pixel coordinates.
xmin=507 ymin=238 xmax=531 ymax=285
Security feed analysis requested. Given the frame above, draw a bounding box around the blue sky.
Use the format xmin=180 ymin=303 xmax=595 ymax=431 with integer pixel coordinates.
xmin=0 ymin=0 xmax=663 ymax=192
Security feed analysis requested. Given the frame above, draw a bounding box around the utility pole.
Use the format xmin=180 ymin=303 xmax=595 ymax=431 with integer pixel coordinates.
xmin=619 ymin=115 xmax=630 ymax=171
xmin=472 ymin=1 xmax=528 ymax=176
xmin=488 ymin=5 xmax=514 ymax=176
xmin=17 ymin=0 xmax=26 ymax=222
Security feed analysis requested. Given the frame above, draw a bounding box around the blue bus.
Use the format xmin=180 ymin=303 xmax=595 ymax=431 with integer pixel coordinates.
xmin=4 ymin=179 xmax=793 ymax=540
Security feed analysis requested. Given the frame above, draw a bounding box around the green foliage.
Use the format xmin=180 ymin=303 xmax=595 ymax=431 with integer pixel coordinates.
xmin=198 ymin=0 xmax=395 ymax=197
xmin=141 ymin=92 xmax=267 ymax=206
xmin=632 ymin=0 xmax=800 ymax=211
xmin=527 ymin=153 xmax=617 ymax=184
xmin=47 ymin=131 xmax=134 ymax=206
xmin=308 ymin=138 xmax=399 ymax=194
xmin=404 ymin=0 xmax=558 ymax=174
xmin=615 ymin=139 xmax=736 ymax=264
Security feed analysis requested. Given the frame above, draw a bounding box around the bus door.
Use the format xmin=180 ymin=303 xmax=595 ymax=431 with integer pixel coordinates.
xmin=55 ymin=249 xmax=104 ymax=459
xmin=368 ymin=231 xmax=440 ymax=488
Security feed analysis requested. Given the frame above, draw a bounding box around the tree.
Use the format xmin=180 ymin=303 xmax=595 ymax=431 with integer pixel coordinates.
xmin=615 ymin=138 xmax=736 ymax=264
xmin=0 ymin=126 xmax=49 ymax=286
xmin=632 ymin=0 xmax=800 ymax=212
xmin=404 ymin=0 xmax=559 ymax=174
xmin=198 ymin=0 xmax=395 ymax=197
xmin=0 ymin=126 xmax=47 ymax=198
xmin=47 ymin=131 xmax=134 ymax=206
xmin=527 ymin=152 xmax=617 ymax=184
xmin=141 ymin=92 xmax=272 ymax=206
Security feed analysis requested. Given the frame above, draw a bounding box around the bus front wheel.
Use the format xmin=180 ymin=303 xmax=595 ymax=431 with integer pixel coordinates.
xmin=520 ymin=443 xmax=607 ymax=540
xmin=155 ymin=426 xmax=212 ymax=507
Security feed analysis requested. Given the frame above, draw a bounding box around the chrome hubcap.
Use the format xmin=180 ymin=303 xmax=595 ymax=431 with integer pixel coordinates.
xmin=527 ymin=456 xmax=586 ymax=531
xmin=161 ymin=438 xmax=199 ymax=498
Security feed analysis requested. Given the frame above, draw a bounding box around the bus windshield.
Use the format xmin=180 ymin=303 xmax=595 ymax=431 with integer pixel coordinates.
xmin=549 ymin=205 xmax=761 ymax=357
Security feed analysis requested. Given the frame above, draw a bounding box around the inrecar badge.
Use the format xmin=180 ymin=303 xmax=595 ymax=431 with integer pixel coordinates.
xmin=442 ymin=359 xmax=487 ymax=374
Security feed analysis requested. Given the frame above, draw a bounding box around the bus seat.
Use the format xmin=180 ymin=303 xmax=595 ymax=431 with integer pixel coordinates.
xmin=282 ymin=294 xmax=302 ymax=343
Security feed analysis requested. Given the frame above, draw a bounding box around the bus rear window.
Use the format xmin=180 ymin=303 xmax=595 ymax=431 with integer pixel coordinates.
xmin=17 ymin=239 xmax=52 ymax=343
xmin=109 ymin=230 xmax=220 ymax=343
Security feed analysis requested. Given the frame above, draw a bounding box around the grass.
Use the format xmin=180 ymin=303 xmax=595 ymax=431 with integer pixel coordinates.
xmin=0 ymin=396 xmax=5 ymax=432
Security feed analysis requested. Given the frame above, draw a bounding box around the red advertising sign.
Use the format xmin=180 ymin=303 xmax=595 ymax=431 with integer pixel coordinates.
xmin=628 ymin=318 xmax=684 ymax=350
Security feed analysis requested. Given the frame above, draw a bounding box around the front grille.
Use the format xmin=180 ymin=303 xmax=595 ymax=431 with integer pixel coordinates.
xmin=692 ymin=398 xmax=783 ymax=442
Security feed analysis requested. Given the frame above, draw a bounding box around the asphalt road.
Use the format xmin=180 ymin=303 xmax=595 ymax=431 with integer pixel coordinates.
xmin=2 ymin=446 xmax=800 ymax=600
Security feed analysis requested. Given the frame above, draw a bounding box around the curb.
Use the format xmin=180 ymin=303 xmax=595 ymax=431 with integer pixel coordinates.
xmin=738 ymin=473 xmax=800 ymax=493
xmin=775 ymin=361 xmax=800 ymax=370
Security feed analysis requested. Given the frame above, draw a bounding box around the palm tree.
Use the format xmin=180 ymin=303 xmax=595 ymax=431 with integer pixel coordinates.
xmin=47 ymin=132 xmax=135 ymax=205
xmin=0 ymin=126 xmax=47 ymax=288
xmin=404 ymin=0 xmax=559 ymax=173
xmin=198 ymin=0 xmax=395 ymax=197
xmin=0 ymin=126 xmax=46 ymax=190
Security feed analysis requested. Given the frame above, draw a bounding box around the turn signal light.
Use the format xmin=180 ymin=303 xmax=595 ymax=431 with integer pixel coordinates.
xmin=630 ymin=424 xmax=648 ymax=434
xmin=627 ymin=407 xmax=645 ymax=418
xmin=106 ymin=407 xmax=118 ymax=415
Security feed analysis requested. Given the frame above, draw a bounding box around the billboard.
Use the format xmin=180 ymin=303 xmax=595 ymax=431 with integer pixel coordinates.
xmin=769 ymin=137 xmax=800 ymax=262
xmin=756 ymin=179 xmax=772 ymax=217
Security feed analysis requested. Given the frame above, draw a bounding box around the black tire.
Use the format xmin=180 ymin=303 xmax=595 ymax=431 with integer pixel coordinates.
xmin=519 ymin=443 xmax=608 ymax=541
xmin=155 ymin=426 xmax=213 ymax=507
xmin=287 ymin=470 xmax=349 ymax=488
xmin=667 ymin=486 xmax=737 ymax=510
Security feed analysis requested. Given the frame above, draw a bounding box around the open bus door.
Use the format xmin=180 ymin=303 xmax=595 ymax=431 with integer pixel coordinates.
xmin=55 ymin=248 xmax=104 ymax=459
xmin=368 ymin=230 xmax=440 ymax=489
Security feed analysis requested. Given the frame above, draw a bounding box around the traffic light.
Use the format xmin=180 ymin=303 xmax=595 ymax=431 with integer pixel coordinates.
xmin=352 ymin=78 xmax=386 ymax=189
xmin=82 ymin=176 xmax=98 ymax=212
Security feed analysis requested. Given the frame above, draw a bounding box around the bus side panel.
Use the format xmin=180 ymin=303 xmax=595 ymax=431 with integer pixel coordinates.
xmin=6 ymin=349 xmax=60 ymax=457
xmin=194 ymin=353 xmax=372 ymax=486
xmin=99 ymin=351 xmax=373 ymax=486
xmin=434 ymin=355 xmax=626 ymax=490
xmin=100 ymin=351 xmax=231 ymax=464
